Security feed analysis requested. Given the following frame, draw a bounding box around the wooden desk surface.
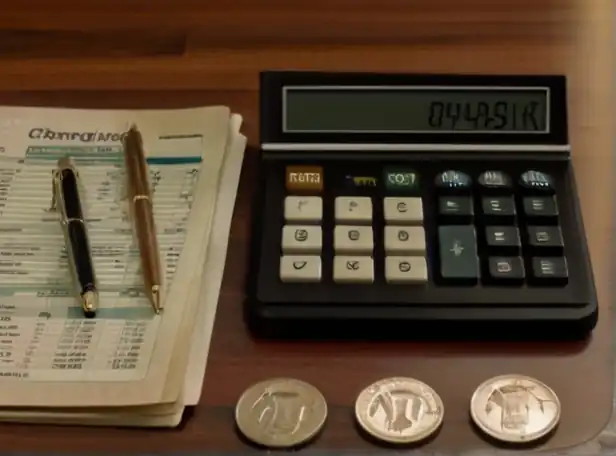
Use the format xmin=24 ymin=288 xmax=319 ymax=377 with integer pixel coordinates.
xmin=0 ymin=0 xmax=613 ymax=454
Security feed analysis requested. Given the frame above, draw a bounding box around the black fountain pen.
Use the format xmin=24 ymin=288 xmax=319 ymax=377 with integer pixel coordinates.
xmin=51 ymin=157 xmax=99 ymax=318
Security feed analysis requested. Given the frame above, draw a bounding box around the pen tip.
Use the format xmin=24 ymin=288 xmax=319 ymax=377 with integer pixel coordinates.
xmin=82 ymin=290 xmax=99 ymax=317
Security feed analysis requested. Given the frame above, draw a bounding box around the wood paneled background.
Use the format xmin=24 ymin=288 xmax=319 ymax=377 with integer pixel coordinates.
xmin=0 ymin=0 xmax=578 ymax=91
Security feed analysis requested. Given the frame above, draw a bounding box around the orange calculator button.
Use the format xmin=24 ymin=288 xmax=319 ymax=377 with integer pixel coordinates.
xmin=285 ymin=166 xmax=323 ymax=193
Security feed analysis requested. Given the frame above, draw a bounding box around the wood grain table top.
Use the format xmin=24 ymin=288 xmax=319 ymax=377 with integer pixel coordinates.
xmin=0 ymin=0 xmax=612 ymax=454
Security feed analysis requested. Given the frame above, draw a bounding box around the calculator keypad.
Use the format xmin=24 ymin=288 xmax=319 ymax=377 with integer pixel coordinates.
xmin=278 ymin=165 xmax=569 ymax=288
xmin=435 ymin=169 xmax=568 ymax=288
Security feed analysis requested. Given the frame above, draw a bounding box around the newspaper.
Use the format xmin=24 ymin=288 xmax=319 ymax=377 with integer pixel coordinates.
xmin=0 ymin=105 xmax=239 ymax=412
xmin=0 ymin=114 xmax=246 ymax=426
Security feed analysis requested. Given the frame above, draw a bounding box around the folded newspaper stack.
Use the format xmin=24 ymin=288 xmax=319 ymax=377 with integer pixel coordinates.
xmin=0 ymin=105 xmax=246 ymax=427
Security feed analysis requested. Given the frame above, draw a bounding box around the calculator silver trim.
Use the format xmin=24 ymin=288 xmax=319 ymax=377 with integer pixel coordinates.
xmin=261 ymin=143 xmax=570 ymax=152
xmin=282 ymin=85 xmax=551 ymax=134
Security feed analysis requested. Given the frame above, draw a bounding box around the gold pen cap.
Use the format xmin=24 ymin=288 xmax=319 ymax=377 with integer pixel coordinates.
xmin=57 ymin=156 xmax=75 ymax=172
xmin=81 ymin=289 xmax=99 ymax=318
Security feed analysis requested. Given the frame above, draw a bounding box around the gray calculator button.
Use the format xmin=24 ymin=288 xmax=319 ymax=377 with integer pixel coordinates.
xmin=384 ymin=226 xmax=426 ymax=255
xmin=333 ymin=256 xmax=374 ymax=283
xmin=334 ymin=225 xmax=374 ymax=254
xmin=284 ymin=196 xmax=323 ymax=223
xmin=280 ymin=256 xmax=322 ymax=283
xmin=478 ymin=171 xmax=511 ymax=189
xmin=435 ymin=170 xmax=472 ymax=190
xmin=520 ymin=170 xmax=554 ymax=192
xmin=527 ymin=226 xmax=564 ymax=248
xmin=523 ymin=196 xmax=558 ymax=217
xmin=383 ymin=197 xmax=423 ymax=225
xmin=439 ymin=196 xmax=474 ymax=217
xmin=385 ymin=256 xmax=428 ymax=284
xmin=438 ymin=225 xmax=479 ymax=282
xmin=335 ymin=197 xmax=372 ymax=224
xmin=281 ymin=225 xmax=322 ymax=254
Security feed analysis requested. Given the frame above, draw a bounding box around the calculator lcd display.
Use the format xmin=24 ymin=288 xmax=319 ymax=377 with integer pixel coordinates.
xmin=283 ymin=87 xmax=549 ymax=134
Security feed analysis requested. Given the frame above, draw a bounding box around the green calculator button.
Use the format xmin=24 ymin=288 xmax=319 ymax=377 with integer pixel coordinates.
xmin=384 ymin=168 xmax=419 ymax=192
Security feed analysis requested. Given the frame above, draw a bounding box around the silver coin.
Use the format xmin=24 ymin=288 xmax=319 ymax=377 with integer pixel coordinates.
xmin=470 ymin=374 xmax=561 ymax=443
xmin=234 ymin=378 xmax=327 ymax=448
xmin=355 ymin=377 xmax=445 ymax=444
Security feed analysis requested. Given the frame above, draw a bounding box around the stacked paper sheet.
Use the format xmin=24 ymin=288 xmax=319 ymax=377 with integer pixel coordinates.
xmin=0 ymin=105 xmax=246 ymax=427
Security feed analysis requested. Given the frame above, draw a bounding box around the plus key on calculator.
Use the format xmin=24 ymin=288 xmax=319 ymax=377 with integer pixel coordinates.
xmin=247 ymin=70 xmax=598 ymax=341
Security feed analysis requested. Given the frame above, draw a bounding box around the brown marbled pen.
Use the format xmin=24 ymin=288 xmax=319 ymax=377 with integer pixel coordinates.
xmin=122 ymin=125 xmax=164 ymax=314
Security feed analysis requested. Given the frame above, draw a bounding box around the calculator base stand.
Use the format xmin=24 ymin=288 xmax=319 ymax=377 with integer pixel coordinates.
xmin=245 ymin=300 xmax=598 ymax=342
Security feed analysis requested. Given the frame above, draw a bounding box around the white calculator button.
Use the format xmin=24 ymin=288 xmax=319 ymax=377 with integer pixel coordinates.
xmin=281 ymin=225 xmax=322 ymax=254
xmin=334 ymin=225 xmax=374 ymax=254
xmin=280 ymin=256 xmax=322 ymax=283
xmin=333 ymin=256 xmax=374 ymax=284
xmin=335 ymin=196 xmax=372 ymax=224
xmin=383 ymin=197 xmax=424 ymax=225
xmin=385 ymin=256 xmax=428 ymax=284
xmin=284 ymin=196 xmax=323 ymax=223
xmin=384 ymin=226 xmax=426 ymax=255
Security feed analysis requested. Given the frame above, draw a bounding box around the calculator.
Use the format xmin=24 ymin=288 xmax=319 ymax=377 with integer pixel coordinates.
xmin=245 ymin=71 xmax=598 ymax=340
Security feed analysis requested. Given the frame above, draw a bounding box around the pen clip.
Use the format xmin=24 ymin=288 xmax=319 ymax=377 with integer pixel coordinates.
xmin=122 ymin=125 xmax=152 ymax=216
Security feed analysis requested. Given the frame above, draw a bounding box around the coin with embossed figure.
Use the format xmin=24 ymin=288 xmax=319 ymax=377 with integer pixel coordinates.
xmin=235 ymin=378 xmax=328 ymax=448
xmin=470 ymin=374 xmax=561 ymax=443
xmin=355 ymin=377 xmax=444 ymax=444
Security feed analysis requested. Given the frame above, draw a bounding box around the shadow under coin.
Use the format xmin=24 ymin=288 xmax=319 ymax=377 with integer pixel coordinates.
xmin=353 ymin=415 xmax=442 ymax=450
xmin=469 ymin=416 xmax=559 ymax=451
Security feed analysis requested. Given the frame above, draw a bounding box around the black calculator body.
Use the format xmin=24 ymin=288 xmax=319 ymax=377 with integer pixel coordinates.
xmin=246 ymin=71 xmax=598 ymax=341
